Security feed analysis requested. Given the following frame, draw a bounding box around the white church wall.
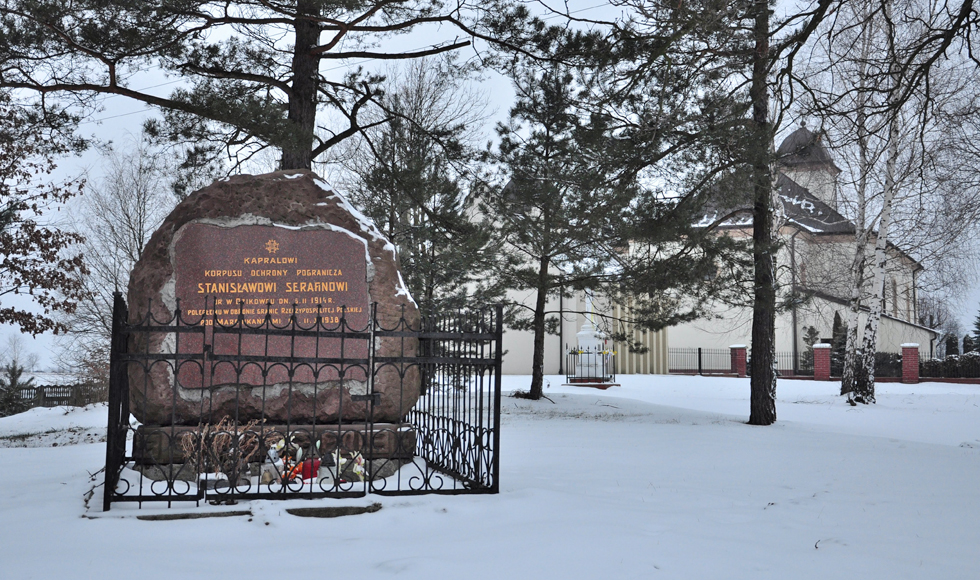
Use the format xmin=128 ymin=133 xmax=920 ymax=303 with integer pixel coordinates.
xmin=500 ymin=289 xmax=670 ymax=375
xmin=500 ymin=289 xmax=585 ymax=375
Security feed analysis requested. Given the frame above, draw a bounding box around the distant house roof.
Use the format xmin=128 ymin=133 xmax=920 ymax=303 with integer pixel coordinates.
xmin=776 ymin=126 xmax=841 ymax=174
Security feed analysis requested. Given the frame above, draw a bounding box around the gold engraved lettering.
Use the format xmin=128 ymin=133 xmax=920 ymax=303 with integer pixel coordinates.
xmin=285 ymin=281 xmax=348 ymax=293
xmin=243 ymin=257 xmax=298 ymax=265
xmin=295 ymin=269 xmax=343 ymax=276
xmin=197 ymin=282 xmax=278 ymax=294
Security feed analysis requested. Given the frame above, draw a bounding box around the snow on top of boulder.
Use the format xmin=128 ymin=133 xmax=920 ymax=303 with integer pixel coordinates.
xmin=312 ymin=177 xmax=388 ymax=245
xmin=316 ymin=223 xmax=370 ymax=264
xmin=396 ymin=270 xmax=417 ymax=306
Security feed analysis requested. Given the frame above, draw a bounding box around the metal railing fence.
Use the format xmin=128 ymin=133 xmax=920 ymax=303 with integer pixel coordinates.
xmin=104 ymin=293 xmax=502 ymax=510
xmin=669 ymin=346 xmax=904 ymax=378
xmin=565 ymin=347 xmax=616 ymax=383
xmin=920 ymin=353 xmax=980 ymax=379
xmin=668 ymin=348 xmax=733 ymax=374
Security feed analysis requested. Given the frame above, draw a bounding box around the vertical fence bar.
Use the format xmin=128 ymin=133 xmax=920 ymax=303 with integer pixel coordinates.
xmin=103 ymin=292 xmax=129 ymax=512
xmin=491 ymin=304 xmax=503 ymax=493
xmin=365 ymin=303 xmax=378 ymax=494
xmin=697 ymin=348 xmax=703 ymax=376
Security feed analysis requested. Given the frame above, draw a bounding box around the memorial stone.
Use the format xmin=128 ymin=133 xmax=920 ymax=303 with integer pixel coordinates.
xmin=127 ymin=170 xmax=420 ymax=426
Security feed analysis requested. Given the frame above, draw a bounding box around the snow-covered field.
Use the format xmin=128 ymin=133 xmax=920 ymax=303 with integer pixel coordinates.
xmin=1 ymin=374 xmax=979 ymax=579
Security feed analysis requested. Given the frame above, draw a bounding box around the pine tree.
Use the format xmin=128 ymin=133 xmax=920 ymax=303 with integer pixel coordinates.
xmin=747 ymin=0 xmax=779 ymax=421
xmin=801 ymin=326 xmax=820 ymax=370
xmin=0 ymin=1 xmax=511 ymax=170
xmin=485 ymin=54 xmax=636 ymax=400
xmin=972 ymin=306 xmax=980 ymax=346
xmin=0 ymin=361 xmax=33 ymax=417
xmin=946 ymin=334 xmax=960 ymax=356
xmin=342 ymin=58 xmax=500 ymax=313
xmin=963 ymin=334 xmax=975 ymax=354
xmin=831 ymin=312 xmax=848 ymax=375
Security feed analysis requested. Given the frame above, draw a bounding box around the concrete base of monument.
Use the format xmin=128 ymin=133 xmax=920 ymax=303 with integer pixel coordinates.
xmin=132 ymin=423 xmax=417 ymax=465
xmin=561 ymin=380 xmax=620 ymax=390
xmin=128 ymin=366 xmax=421 ymax=427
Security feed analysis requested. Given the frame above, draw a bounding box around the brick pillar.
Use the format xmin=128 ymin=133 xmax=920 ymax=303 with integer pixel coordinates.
xmin=730 ymin=345 xmax=747 ymax=377
xmin=813 ymin=344 xmax=831 ymax=381
xmin=902 ymin=343 xmax=920 ymax=384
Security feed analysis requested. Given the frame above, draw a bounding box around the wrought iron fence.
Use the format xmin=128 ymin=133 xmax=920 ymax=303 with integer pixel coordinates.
xmin=873 ymin=353 xmax=903 ymax=378
xmin=565 ymin=347 xmax=616 ymax=383
xmin=920 ymin=353 xmax=980 ymax=379
xmin=668 ymin=348 xmax=733 ymax=374
xmin=774 ymin=351 xmax=813 ymax=376
xmin=672 ymin=347 xmax=901 ymax=378
xmin=103 ymin=293 xmax=502 ymax=510
xmin=785 ymin=350 xmax=899 ymax=378
xmin=765 ymin=351 xmax=901 ymax=377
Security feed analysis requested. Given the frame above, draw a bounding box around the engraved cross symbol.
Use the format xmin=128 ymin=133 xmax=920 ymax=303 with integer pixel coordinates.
xmin=265 ymin=239 xmax=280 ymax=254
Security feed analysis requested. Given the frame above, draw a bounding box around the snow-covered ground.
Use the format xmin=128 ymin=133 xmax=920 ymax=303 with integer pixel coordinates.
xmin=1 ymin=374 xmax=979 ymax=579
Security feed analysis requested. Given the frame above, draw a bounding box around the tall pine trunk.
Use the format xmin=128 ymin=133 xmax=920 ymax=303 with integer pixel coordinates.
xmin=748 ymin=0 xmax=777 ymax=426
xmin=281 ymin=0 xmax=320 ymax=170
xmin=528 ymin=254 xmax=550 ymax=400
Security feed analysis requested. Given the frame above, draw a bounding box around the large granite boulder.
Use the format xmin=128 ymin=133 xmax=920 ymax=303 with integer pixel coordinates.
xmin=127 ymin=170 xmax=420 ymax=426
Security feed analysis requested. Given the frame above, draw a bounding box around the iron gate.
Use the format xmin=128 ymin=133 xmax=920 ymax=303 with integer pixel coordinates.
xmin=103 ymin=293 xmax=502 ymax=510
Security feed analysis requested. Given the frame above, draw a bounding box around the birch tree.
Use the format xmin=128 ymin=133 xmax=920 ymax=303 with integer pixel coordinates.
xmin=853 ymin=15 xmax=902 ymax=402
xmin=796 ymin=0 xmax=980 ymax=403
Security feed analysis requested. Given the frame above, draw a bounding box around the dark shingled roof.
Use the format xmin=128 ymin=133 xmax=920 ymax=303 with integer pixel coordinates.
xmin=775 ymin=174 xmax=853 ymax=234
xmin=777 ymin=126 xmax=841 ymax=173
xmin=697 ymin=174 xmax=854 ymax=235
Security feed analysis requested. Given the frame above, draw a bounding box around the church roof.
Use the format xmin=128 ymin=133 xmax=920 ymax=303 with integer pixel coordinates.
xmin=777 ymin=126 xmax=841 ymax=173
xmin=775 ymin=174 xmax=853 ymax=234
xmin=696 ymin=174 xmax=854 ymax=235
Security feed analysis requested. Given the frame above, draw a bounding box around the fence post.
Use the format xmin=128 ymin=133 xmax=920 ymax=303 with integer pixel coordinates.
xmin=730 ymin=345 xmax=747 ymax=377
xmin=813 ymin=344 xmax=831 ymax=381
xmin=697 ymin=347 xmax=703 ymax=376
xmin=491 ymin=303 xmax=503 ymax=493
xmin=902 ymin=343 xmax=920 ymax=384
xmin=103 ymin=292 xmax=129 ymax=512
